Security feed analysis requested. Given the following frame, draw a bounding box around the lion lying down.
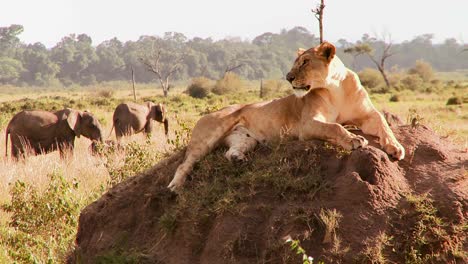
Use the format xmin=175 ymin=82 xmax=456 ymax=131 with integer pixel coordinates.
xmin=168 ymin=42 xmax=405 ymax=191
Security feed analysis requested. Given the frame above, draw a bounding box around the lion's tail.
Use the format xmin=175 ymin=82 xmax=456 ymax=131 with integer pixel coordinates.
xmin=168 ymin=109 xmax=243 ymax=190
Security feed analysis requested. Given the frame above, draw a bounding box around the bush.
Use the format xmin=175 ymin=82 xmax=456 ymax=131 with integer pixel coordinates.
xmin=1 ymin=172 xmax=81 ymax=262
xmin=358 ymin=68 xmax=384 ymax=90
xmin=261 ymin=79 xmax=288 ymax=98
xmin=446 ymin=96 xmax=462 ymax=105
xmin=408 ymin=60 xmax=434 ymax=82
xmin=98 ymin=141 xmax=160 ymax=187
xmin=400 ymin=74 xmax=424 ymax=90
xmin=96 ymin=88 xmax=115 ymax=98
xmin=389 ymin=94 xmax=401 ymax=102
xmin=212 ymin=72 xmax=243 ymax=95
xmin=186 ymin=77 xmax=212 ymax=98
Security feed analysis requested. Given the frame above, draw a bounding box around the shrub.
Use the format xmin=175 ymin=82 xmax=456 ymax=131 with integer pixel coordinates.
xmin=212 ymin=72 xmax=243 ymax=95
xmin=96 ymin=88 xmax=115 ymax=98
xmin=389 ymin=94 xmax=401 ymax=102
xmin=408 ymin=60 xmax=434 ymax=82
xmin=1 ymin=172 xmax=81 ymax=262
xmin=98 ymin=141 xmax=160 ymax=187
xmin=261 ymin=79 xmax=288 ymax=98
xmin=358 ymin=68 xmax=384 ymax=90
xmin=400 ymin=74 xmax=424 ymax=90
xmin=186 ymin=77 xmax=212 ymax=98
xmin=446 ymin=96 xmax=462 ymax=105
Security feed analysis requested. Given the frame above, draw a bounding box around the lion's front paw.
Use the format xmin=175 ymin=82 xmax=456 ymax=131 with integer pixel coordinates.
xmin=384 ymin=142 xmax=405 ymax=160
xmin=349 ymin=135 xmax=368 ymax=150
xmin=168 ymin=177 xmax=185 ymax=192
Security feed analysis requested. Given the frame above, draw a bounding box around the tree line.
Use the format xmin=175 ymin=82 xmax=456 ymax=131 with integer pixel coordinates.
xmin=1 ymin=24 xmax=467 ymax=87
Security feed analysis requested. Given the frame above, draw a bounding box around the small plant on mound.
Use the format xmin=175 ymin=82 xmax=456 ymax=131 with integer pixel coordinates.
xmin=285 ymin=237 xmax=322 ymax=264
xmin=186 ymin=77 xmax=212 ymax=98
xmin=390 ymin=194 xmax=467 ymax=263
xmin=0 ymin=172 xmax=81 ymax=263
xmin=97 ymin=141 xmax=161 ymax=187
xmin=446 ymin=96 xmax=462 ymax=105
xmin=167 ymin=115 xmax=192 ymax=151
xmin=212 ymin=72 xmax=243 ymax=95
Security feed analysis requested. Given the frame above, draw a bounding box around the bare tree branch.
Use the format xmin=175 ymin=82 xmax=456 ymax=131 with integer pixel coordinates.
xmin=139 ymin=42 xmax=186 ymax=97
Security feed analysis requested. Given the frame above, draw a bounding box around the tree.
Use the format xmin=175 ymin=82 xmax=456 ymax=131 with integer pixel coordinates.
xmin=21 ymin=42 xmax=59 ymax=85
xmin=139 ymin=36 xmax=186 ymax=97
xmin=0 ymin=57 xmax=24 ymax=84
xmin=51 ymin=34 xmax=98 ymax=85
xmin=0 ymin=24 xmax=24 ymax=57
xmin=345 ymin=34 xmax=394 ymax=88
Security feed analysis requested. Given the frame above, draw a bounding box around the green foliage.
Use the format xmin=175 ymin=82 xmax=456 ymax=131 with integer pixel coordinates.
xmin=166 ymin=115 xmax=192 ymax=150
xmin=358 ymin=68 xmax=384 ymax=90
xmin=212 ymin=72 xmax=243 ymax=95
xmin=285 ymin=238 xmax=320 ymax=264
xmin=0 ymin=57 xmax=24 ymax=84
xmin=0 ymin=172 xmax=81 ymax=263
xmin=186 ymin=77 xmax=213 ymax=98
xmin=391 ymin=194 xmax=467 ymax=263
xmin=1 ymin=24 xmax=468 ymax=87
xmin=98 ymin=141 xmax=160 ymax=187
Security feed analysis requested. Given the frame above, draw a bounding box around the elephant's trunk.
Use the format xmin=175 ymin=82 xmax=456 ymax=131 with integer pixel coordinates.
xmin=163 ymin=119 xmax=169 ymax=136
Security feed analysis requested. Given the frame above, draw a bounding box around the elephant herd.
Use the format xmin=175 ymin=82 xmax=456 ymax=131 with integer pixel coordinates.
xmin=4 ymin=101 xmax=168 ymax=159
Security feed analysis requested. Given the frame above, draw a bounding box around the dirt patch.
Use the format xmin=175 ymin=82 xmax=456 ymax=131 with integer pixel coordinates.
xmin=71 ymin=124 xmax=467 ymax=264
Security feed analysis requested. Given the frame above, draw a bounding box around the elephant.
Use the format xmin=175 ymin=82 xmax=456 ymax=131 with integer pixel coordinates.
xmin=112 ymin=102 xmax=168 ymax=141
xmin=5 ymin=108 xmax=103 ymax=159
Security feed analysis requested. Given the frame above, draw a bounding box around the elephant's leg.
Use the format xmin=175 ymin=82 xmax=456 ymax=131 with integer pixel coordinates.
xmin=10 ymin=135 xmax=22 ymax=160
xmin=11 ymin=135 xmax=27 ymax=160
xmin=223 ymin=126 xmax=258 ymax=162
xmin=359 ymin=110 xmax=405 ymax=160
xmin=58 ymin=141 xmax=74 ymax=159
xmin=144 ymin=121 xmax=153 ymax=139
xmin=115 ymin=123 xmax=130 ymax=142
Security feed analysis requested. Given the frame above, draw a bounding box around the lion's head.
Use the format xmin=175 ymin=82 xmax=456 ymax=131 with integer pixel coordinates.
xmin=286 ymin=42 xmax=336 ymax=97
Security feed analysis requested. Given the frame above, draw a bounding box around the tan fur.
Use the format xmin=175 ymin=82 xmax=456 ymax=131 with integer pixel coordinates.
xmin=168 ymin=42 xmax=405 ymax=191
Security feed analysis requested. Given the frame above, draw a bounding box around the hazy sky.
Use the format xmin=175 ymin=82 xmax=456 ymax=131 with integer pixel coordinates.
xmin=1 ymin=0 xmax=467 ymax=47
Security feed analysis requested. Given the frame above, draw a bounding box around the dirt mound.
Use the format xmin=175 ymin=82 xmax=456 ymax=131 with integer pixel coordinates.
xmin=72 ymin=124 xmax=467 ymax=264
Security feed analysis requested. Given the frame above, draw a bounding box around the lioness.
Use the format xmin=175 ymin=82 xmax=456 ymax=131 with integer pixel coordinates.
xmin=168 ymin=42 xmax=405 ymax=191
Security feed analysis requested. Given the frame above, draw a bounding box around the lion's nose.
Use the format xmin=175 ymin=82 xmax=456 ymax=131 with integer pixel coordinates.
xmin=286 ymin=72 xmax=295 ymax=83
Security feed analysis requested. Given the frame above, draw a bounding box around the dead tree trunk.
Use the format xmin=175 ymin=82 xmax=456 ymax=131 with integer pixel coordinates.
xmin=312 ymin=0 xmax=326 ymax=43
xmin=131 ymin=66 xmax=136 ymax=101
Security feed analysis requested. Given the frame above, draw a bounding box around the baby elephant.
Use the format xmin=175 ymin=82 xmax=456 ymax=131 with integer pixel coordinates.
xmin=112 ymin=102 xmax=168 ymax=141
xmin=5 ymin=108 xmax=103 ymax=159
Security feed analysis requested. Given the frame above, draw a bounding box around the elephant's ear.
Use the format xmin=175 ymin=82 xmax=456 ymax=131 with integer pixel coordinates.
xmin=67 ymin=110 xmax=82 ymax=138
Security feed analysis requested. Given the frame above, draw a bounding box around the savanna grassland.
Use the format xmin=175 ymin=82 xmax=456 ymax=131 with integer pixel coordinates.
xmin=0 ymin=72 xmax=466 ymax=262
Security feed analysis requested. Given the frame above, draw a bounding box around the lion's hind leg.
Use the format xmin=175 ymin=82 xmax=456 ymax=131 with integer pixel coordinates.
xmin=168 ymin=109 xmax=243 ymax=191
xmin=223 ymin=126 xmax=258 ymax=162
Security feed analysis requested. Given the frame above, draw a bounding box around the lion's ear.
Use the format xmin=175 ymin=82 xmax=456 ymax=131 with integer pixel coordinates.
xmin=296 ymin=48 xmax=306 ymax=57
xmin=317 ymin=42 xmax=336 ymax=62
